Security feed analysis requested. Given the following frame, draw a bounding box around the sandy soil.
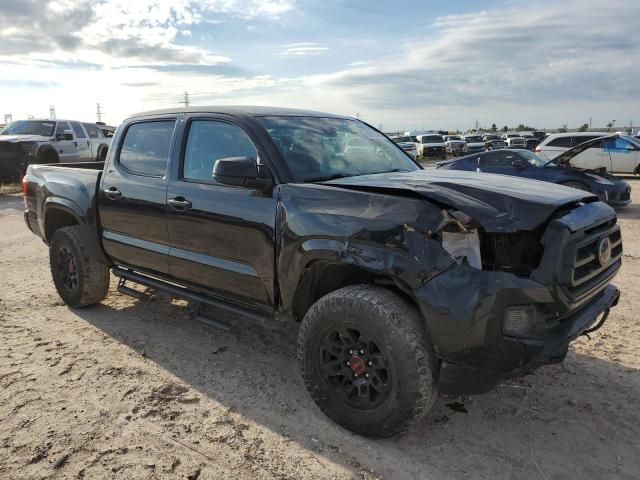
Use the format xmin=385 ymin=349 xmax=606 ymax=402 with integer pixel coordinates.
xmin=1 ymin=180 xmax=639 ymax=480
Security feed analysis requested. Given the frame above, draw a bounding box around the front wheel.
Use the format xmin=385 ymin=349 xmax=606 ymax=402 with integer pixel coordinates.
xmin=297 ymin=285 xmax=438 ymax=438
xmin=49 ymin=226 xmax=110 ymax=307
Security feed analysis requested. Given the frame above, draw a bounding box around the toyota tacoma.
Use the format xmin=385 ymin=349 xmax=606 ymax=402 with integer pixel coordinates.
xmin=23 ymin=106 xmax=621 ymax=438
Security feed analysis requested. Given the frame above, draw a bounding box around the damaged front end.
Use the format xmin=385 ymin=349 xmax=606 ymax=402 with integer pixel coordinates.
xmin=277 ymin=175 xmax=621 ymax=388
xmin=416 ymin=200 xmax=621 ymax=386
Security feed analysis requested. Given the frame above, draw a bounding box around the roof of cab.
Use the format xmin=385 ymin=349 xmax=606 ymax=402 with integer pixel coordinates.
xmin=127 ymin=105 xmax=352 ymax=121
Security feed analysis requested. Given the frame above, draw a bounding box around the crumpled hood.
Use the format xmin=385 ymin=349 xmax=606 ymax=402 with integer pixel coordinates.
xmin=322 ymin=169 xmax=599 ymax=232
xmin=0 ymin=134 xmax=51 ymax=143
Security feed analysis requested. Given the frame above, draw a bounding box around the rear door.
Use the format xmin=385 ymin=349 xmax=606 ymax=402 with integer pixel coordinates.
xmin=602 ymin=137 xmax=639 ymax=174
xmin=166 ymin=115 xmax=277 ymax=309
xmin=99 ymin=117 xmax=178 ymax=275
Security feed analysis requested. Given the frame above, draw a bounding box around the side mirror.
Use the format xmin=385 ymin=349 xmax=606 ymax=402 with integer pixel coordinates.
xmin=213 ymin=156 xmax=272 ymax=190
xmin=56 ymin=129 xmax=73 ymax=141
xmin=512 ymin=159 xmax=526 ymax=169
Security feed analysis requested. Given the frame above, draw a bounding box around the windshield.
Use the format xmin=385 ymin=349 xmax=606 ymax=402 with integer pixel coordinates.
xmin=518 ymin=150 xmax=553 ymax=167
xmin=464 ymin=136 xmax=483 ymax=142
xmin=2 ymin=120 xmax=56 ymax=136
xmin=258 ymin=116 xmax=419 ymax=182
xmin=420 ymin=135 xmax=443 ymax=143
xmin=392 ymin=136 xmax=413 ymax=143
xmin=447 ymin=136 xmax=462 ymax=141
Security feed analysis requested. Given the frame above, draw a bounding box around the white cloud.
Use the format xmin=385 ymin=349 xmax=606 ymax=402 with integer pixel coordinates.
xmin=279 ymin=43 xmax=328 ymax=57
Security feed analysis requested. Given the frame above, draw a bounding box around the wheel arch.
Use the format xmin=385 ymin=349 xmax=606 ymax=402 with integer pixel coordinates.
xmin=291 ymin=261 xmax=420 ymax=322
xmin=43 ymin=205 xmax=81 ymax=243
xmin=36 ymin=145 xmax=59 ymax=163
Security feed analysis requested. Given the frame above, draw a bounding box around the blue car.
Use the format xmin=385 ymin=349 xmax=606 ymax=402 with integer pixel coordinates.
xmin=437 ymin=134 xmax=631 ymax=208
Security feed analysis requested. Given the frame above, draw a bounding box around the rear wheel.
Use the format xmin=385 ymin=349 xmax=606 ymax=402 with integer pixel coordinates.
xmin=297 ymin=285 xmax=438 ymax=438
xmin=49 ymin=226 xmax=110 ymax=307
xmin=561 ymin=181 xmax=590 ymax=192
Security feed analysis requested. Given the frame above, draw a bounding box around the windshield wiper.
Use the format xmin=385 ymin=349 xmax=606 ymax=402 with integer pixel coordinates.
xmin=305 ymin=173 xmax=361 ymax=183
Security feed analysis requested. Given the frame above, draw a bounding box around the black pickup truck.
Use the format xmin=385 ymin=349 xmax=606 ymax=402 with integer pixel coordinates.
xmin=23 ymin=107 xmax=621 ymax=437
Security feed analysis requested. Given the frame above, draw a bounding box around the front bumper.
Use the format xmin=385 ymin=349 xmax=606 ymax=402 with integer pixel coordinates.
xmin=416 ymin=264 xmax=620 ymax=377
xmin=601 ymin=185 xmax=632 ymax=208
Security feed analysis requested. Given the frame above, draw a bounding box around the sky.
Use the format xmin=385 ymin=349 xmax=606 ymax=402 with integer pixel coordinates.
xmin=0 ymin=0 xmax=638 ymax=131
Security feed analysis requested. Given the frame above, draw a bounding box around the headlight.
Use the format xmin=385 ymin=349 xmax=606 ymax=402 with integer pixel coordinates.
xmin=20 ymin=142 xmax=37 ymax=156
xmin=437 ymin=210 xmax=482 ymax=269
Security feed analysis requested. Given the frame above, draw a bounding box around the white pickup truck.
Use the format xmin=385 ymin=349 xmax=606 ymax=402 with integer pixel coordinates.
xmin=0 ymin=119 xmax=111 ymax=181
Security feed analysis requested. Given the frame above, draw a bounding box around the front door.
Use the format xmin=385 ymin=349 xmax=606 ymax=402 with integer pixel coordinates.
xmin=602 ymin=137 xmax=639 ymax=174
xmin=69 ymin=121 xmax=92 ymax=161
xmin=99 ymin=117 xmax=178 ymax=275
xmin=166 ymin=116 xmax=277 ymax=309
xmin=54 ymin=121 xmax=79 ymax=162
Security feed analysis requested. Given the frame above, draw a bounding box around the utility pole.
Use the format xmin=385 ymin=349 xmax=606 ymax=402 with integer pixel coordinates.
xmin=96 ymin=103 xmax=104 ymax=123
xmin=356 ymin=112 xmax=360 ymax=120
xmin=49 ymin=105 xmax=56 ymax=120
xmin=179 ymin=91 xmax=190 ymax=108
xmin=475 ymin=119 xmax=479 ymax=131
xmin=589 ymin=117 xmax=592 ymax=129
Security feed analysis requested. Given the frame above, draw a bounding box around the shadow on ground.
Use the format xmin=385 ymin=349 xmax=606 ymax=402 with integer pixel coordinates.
xmin=73 ymin=290 xmax=640 ymax=480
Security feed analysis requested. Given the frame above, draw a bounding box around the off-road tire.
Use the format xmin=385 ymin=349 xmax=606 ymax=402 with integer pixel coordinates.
xmin=297 ymin=285 xmax=438 ymax=438
xmin=561 ymin=181 xmax=590 ymax=192
xmin=49 ymin=226 xmax=109 ymax=307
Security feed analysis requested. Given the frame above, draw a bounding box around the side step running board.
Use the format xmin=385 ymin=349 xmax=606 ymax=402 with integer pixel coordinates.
xmin=112 ymin=267 xmax=273 ymax=326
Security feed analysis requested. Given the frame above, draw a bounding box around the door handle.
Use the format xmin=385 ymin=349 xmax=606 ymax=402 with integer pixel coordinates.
xmin=168 ymin=197 xmax=192 ymax=211
xmin=87 ymin=141 xmax=90 ymax=146
xmin=103 ymin=187 xmax=122 ymax=200
xmin=73 ymin=141 xmax=78 ymax=147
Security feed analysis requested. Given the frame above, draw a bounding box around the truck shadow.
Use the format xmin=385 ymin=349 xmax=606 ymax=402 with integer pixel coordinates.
xmin=73 ymin=289 xmax=640 ymax=480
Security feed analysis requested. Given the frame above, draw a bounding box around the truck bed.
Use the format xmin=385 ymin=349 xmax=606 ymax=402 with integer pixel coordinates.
xmin=23 ymin=163 xmax=103 ymax=245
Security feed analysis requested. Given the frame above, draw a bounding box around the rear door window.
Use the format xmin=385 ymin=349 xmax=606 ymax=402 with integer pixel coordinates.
xmin=118 ymin=120 xmax=176 ymax=177
xmin=482 ymin=151 xmax=518 ymax=167
xmin=547 ymin=137 xmax=572 ymax=148
xmin=571 ymin=136 xmax=598 ymax=147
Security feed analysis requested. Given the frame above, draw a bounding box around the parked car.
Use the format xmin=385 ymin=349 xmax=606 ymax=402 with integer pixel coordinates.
xmin=390 ymin=135 xmax=417 ymax=159
xmin=443 ymin=135 xmax=465 ymax=156
xmin=415 ymin=133 xmax=446 ymax=159
xmin=535 ymin=132 xmax=607 ymax=160
xmin=525 ymin=138 xmax=540 ymax=151
xmin=532 ymin=131 xmax=547 ymax=141
xmin=505 ymin=136 xmax=526 ymax=149
xmin=483 ymin=134 xmax=506 ymax=150
xmin=22 ymin=106 xmax=621 ymax=438
xmin=0 ymin=119 xmax=110 ymax=182
xmin=437 ymin=136 xmax=631 ymax=208
xmin=461 ymin=135 xmax=485 ymax=154
xmin=536 ymin=132 xmax=640 ymax=174
xmin=501 ymin=133 xmax=521 ymax=141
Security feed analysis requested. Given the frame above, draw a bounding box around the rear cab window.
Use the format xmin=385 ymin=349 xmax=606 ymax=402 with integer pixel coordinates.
xmin=118 ymin=120 xmax=176 ymax=176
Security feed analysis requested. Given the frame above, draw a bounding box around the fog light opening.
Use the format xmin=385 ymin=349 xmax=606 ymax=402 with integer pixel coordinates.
xmin=503 ymin=306 xmax=536 ymax=337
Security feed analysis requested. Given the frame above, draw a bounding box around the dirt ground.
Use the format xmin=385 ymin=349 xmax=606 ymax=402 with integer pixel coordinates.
xmin=1 ymin=180 xmax=639 ymax=480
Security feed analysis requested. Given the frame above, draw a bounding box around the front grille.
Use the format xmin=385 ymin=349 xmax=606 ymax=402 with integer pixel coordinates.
xmin=568 ymin=219 xmax=622 ymax=300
